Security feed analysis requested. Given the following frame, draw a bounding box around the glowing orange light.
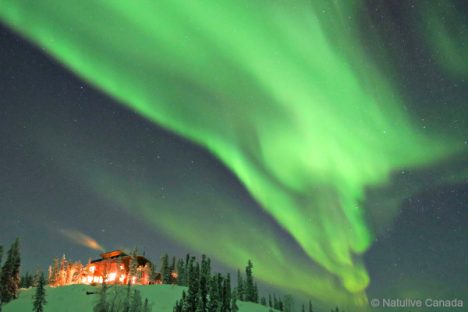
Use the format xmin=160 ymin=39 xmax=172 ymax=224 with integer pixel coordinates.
xmin=107 ymin=272 xmax=117 ymax=282
xmin=48 ymin=251 xmax=153 ymax=286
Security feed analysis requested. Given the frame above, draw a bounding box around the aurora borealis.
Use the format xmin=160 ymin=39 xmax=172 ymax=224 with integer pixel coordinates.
xmin=0 ymin=0 xmax=467 ymax=310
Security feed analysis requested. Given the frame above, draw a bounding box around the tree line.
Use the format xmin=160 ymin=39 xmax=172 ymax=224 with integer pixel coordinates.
xmin=0 ymin=241 xmax=347 ymax=312
xmin=0 ymin=238 xmax=21 ymax=311
xmin=0 ymin=238 xmax=47 ymax=312
xmin=172 ymin=254 xmax=236 ymax=312
xmin=169 ymin=254 xmax=297 ymax=312
xmin=167 ymin=254 xmax=345 ymax=312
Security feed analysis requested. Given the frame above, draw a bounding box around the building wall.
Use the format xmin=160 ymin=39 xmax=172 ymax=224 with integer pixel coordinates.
xmin=49 ymin=255 xmax=153 ymax=286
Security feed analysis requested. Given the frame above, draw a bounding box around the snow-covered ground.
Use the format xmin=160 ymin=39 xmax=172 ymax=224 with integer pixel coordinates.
xmin=3 ymin=284 xmax=275 ymax=312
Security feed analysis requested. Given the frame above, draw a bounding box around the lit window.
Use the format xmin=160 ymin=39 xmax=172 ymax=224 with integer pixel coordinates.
xmin=107 ymin=272 xmax=117 ymax=282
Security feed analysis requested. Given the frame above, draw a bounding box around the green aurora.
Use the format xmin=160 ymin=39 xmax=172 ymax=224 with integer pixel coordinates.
xmin=0 ymin=0 xmax=464 ymax=307
xmin=420 ymin=2 xmax=468 ymax=79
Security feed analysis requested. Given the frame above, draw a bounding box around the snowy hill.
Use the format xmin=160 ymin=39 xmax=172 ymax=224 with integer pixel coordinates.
xmin=3 ymin=284 xmax=275 ymax=312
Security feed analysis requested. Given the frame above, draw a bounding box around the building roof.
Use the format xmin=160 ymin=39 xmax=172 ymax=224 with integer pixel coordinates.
xmin=90 ymin=250 xmax=151 ymax=266
xmin=100 ymin=250 xmax=128 ymax=259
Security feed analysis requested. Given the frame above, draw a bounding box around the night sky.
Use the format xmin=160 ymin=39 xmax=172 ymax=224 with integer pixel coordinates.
xmin=0 ymin=1 xmax=467 ymax=311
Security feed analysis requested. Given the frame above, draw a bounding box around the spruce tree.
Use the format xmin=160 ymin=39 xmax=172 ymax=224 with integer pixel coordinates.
xmin=28 ymin=272 xmax=36 ymax=288
xmin=222 ymin=274 xmax=231 ymax=312
xmin=143 ymin=298 xmax=151 ymax=312
xmin=253 ymin=282 xmax=258 ymax=303
xmin=273 ymin=295 xmax=279 ymax=310
xmin=260 ymin=297 xmax=267 ymax=306
xmin=26 ymin=272 xmax=34 ymax=288
xmin=283 ymin=295 xmax=293 ymax=312
xmin=221 ymin=275 xmax=227 ymax=312
xmin=93 ymin=282 xmax=108 ymax=312
xmin=122 ymin=282 xmax=132 ymax=312
xmin=129 ymin=249 xmax=140 ymax=284
xmin=174 ymin=300 xmax=182 ymax=312
xmin=199 ymin=255 xmax=210 ymax=312
xmin=178 ymin=291 xmax=187 ymax=312
xmin=216 ymin=273 xmax=224 ymax=310
xmin=308 ymin=300 xmax=313 ymax=312
xmin=207 ymin=275 xmax=219 ymax=312
xmin=60 ymin=254 xmax=69 ymax=286
xmin=188 ymin=257 xmax=195 ymax=284
xmin=244 ymin=260 xmax=254 ymax=302
xmin=231 ymin=291 xmax=239 ymax=312
xmin=186 ymin=261 xmax=200 ymax=312
xmin=182 ymin=290 xmax=192 ymax=312
xmin=48 ymin=258 xmax=59 ymax=286
xmin=176 ymin=259 xmax=185 ymax=286
xmin=11 ymin=239 xmax=20 ymax=294
xmin=236 ymin=270 xmax=244 ymax=301
xmin=302 ymin=304 xmax=305 ymax=312
xmin=160 ymin=254 xmax=170 ymax=284
xmin=0 ymin=238 xmax=21 ymax=303
xmin=130 ymin=289 xmax=143 ymax=312
xmin=195 ymin=296 xmax=205 ymax=312
xmin=32 ymin=272 xmax=46 ymax=312
xmin=20 ymin=272 xmax=29 ymax=288
xmin=184 ymin=254 xmax=190 ymax=286
xmin=268 ymin=294 xmax=272 ymax=308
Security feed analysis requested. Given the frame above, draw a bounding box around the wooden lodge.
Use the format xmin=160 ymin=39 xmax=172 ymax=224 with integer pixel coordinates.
xmin=49 ymin=250 xmax=158 ymax=286
xmin=83 ymin=250 xmax=153 ymax=285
